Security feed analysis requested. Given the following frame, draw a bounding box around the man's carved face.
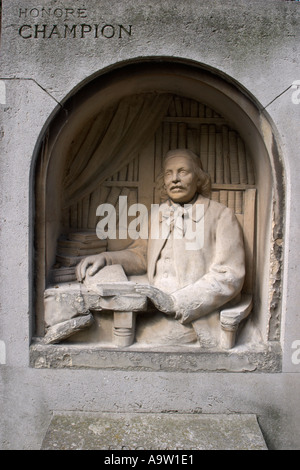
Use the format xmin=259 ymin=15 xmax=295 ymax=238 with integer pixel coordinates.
xmin=163 ymin=155 xmax=199 ymax=204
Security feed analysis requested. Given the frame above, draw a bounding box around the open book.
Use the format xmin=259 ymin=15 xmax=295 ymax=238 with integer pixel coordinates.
xmin=83 ymin=264 xmax=139 ymax=295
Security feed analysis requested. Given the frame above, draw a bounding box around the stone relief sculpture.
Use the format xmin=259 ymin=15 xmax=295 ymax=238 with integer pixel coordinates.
xmin=44 ymin=147 xmax=252 ymax=349
xmin=38 ymin=93 xmax=258 ymax=351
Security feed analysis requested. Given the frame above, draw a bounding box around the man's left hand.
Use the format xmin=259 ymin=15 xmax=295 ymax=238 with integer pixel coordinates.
xmin=134 ymin=285 xmax=176 ymax=314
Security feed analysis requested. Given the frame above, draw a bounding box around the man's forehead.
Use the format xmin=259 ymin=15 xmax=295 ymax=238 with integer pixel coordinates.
xmin=163 ymin=154 xmax=195 ymax=170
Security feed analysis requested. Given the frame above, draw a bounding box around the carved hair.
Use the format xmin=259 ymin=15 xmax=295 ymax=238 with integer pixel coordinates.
xmin=156 ymin=148 xmax=211 ymax=200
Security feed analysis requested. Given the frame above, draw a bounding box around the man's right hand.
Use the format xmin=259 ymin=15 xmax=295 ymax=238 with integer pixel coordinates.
xmin=76 ymin=253 xmax=107 ymax=282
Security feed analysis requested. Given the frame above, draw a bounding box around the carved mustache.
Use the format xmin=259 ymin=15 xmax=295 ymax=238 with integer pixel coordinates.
xmin=170 ymin=185 xmax=186 ymax=190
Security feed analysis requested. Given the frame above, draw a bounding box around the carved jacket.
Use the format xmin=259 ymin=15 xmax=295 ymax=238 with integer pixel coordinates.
xmin=103 ymin=194 xmax=245 ymax=324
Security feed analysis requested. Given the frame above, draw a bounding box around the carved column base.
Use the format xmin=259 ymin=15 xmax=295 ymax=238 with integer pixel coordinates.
xmin=220 ymin=325 xmax=237 ymax=350
xmin=113 ymin=311 xmax=136 ymax=347
xmin=220 ymin=294 xmax=253 ymax=350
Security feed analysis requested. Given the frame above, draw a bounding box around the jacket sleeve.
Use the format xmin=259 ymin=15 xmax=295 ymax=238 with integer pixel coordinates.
xmin=102 ymin=237 xmax=147 ymax=276
xmin=171 ymin=207 xmax=245 ymax=324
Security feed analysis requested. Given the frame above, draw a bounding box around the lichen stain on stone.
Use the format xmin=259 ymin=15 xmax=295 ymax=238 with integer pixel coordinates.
xmin=267 ymin=134 xmax=285 ymax=341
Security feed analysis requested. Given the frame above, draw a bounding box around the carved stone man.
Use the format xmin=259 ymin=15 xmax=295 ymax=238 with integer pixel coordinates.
xmin=74 ymin=148 xmax=245 ymax=345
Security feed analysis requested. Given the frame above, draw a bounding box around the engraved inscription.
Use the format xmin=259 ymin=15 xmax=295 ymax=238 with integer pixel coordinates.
xmin=18 ymin=7 xmax=88 ymax=19
xmin=18 ymin=24 xmax=132 ymax=39
xmin=17 ymin=6 xmax=132 ymax=40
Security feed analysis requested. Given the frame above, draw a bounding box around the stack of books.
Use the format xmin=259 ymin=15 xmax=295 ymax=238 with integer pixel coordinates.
xmin=51 ymin=231 xmax=108 ymax=283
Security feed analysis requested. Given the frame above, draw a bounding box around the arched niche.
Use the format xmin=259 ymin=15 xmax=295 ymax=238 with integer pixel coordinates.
xmin=32 ymin=60 xmax=284 ymax=354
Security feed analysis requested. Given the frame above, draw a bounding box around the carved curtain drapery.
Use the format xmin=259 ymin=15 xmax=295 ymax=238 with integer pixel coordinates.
xmin=63 ymin=93 xmax=173 ymax=207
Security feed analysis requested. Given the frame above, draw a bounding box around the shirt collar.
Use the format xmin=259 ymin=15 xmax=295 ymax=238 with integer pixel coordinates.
xmin=161 ymin=194 xmax=209 ymax=223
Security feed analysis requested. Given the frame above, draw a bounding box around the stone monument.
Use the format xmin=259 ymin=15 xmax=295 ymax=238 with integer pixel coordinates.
xmin=1 ymin=0 xmax=300 ymax=450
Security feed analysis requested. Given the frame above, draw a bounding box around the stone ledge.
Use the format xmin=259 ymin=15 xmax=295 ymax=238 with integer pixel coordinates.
xmin=41 ymin=412 xmax=268 ymax=450
xmin=30 ymin=340 xmax=281 ymax=372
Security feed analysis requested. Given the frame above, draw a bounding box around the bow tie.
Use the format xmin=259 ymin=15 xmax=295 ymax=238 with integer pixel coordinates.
xmin=162 ymin=205 xmax=189 ymax=234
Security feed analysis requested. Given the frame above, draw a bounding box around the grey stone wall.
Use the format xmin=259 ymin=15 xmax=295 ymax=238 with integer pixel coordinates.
xmin=0 ymin=0 xmax=300 ymax=449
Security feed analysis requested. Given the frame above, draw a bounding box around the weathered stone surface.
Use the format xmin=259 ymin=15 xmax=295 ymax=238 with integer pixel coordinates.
xmin=43 ymin=314 xmax=94 ymax=344
xmin=1 ymin=0 xmax=300 ymax=452
xmin=30 ymin=341 xmax=282 ymax=372
xmin=41 ymin=412 xmax=267 ymax=450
